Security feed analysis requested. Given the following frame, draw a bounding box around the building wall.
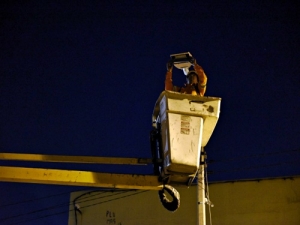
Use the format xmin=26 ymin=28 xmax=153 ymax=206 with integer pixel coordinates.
xmin=68 ymin=177 xmax=300 ymax=225
xmin=207 ymin=177 xmax=300 ymax=225
xmin=68 ymin=186 xmax=198 ymax=225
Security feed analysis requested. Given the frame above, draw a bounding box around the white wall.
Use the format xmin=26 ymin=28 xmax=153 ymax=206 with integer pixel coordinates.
xmin=68 ymin=185 xmax=197 ymax=225
xmin=207 ymin=177 xmax=300 ymax=225
xmin=68 ymin=176 xmax=300 ymax=225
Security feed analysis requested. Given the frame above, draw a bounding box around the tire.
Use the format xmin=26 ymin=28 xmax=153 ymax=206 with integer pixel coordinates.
xmin=158 ymin=185 xmax=180 ymax=212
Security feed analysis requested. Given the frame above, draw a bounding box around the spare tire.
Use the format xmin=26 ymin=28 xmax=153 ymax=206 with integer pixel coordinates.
xmin=158 ymin=185 xmax=180 ymax=212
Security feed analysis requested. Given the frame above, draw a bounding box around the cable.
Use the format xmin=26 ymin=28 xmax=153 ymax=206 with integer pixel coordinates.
xmin=72 ymin=189 xmax=132 ymax=225
xmin=0 ymin=187 xmax=98 ymax=208
xmin=73 ymin=191 xmax=98 ymax=225
xmin=0 ymin=188 xmax=88 ymax=208
xmin=0 ymin=190 xmax=108 ymax=223
xmin=4 ymin=189 xmax=148 ymax=225
xmin=1 ymin=189 xmax=140 ymax=225
xmin=205 ymin=162 xmax=213 ymax=225
xmin=0 ymin=190 xmax=131 ymax=223
xmin=208 ymin=160 xmax=300 ymax=175
xmin=208 ymin=148 xmax=300 ymax=164
xmin=6 ymin=208 xmax=69 ymax=225
xmin=78 ymin=190 xmax=148 ymax=210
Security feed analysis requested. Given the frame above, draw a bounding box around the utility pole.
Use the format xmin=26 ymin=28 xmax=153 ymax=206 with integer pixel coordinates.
xmin=197 ymin=147 xmax=206 ymax=225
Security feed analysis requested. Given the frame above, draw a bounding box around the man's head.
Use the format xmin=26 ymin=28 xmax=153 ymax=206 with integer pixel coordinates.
xmin=186 ymin=71 xmax=198 ymax=84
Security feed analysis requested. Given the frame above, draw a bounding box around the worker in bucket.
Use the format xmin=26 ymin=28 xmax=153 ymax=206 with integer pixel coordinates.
xmin=165 ymin=58 xmax=207 ymax=96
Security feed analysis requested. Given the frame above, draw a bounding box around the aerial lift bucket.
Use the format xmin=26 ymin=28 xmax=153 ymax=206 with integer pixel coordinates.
xmin=152 ymin=91 xmax=221 ymax=185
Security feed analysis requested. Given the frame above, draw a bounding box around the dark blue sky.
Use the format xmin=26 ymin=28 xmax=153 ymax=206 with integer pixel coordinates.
xmin=1 ymin=1 xmax=300 ymax=224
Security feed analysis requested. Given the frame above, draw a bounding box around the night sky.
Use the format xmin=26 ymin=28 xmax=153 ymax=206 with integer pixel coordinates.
xmin=1 ymin=1 xmax=300 ymax=224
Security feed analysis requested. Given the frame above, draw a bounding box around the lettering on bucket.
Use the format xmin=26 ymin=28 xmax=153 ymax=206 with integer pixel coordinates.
xmin=180 ymin=115 xmax=190 ymax=135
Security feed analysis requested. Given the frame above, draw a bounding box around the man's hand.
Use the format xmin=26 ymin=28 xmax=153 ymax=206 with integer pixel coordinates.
xmin=190 ymin=57 xmax=196 ymax=65
xmin=166 ymin=60 xmax=173 ymax=72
